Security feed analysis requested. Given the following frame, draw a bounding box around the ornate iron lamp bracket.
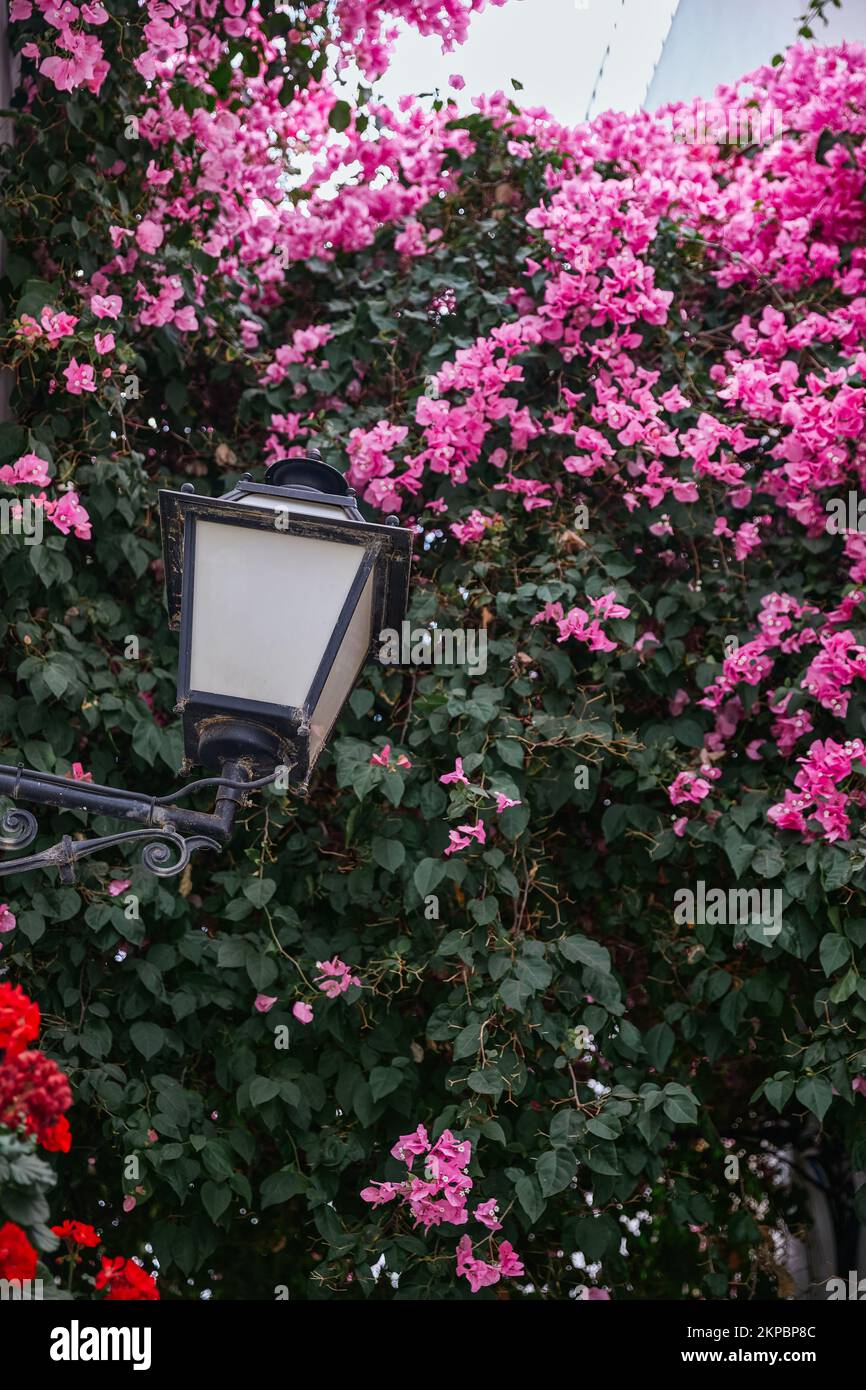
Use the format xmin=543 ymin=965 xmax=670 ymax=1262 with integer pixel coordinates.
xmin=0 ymin=760 xmax=280 ymax=883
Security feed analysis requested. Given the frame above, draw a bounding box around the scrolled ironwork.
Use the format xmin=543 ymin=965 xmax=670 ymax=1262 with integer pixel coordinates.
xmin=0 ymin=820 xmax=221 ymax=882
xmin=0 ymin=807 xmax=38 ymax=852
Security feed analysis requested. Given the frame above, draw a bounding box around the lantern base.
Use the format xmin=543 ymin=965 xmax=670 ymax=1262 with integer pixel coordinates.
xmin=190 ymin=715 xmax=291 ymax=778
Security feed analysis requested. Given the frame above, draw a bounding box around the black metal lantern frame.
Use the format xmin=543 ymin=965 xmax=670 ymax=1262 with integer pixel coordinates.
xmin=0 ymin=455 xmax=413 ymax=882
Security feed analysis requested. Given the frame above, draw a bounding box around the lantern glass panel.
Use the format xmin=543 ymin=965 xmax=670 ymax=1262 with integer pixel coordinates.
xmin=308 ymin=567 xmax=375 ymax=766
xmin=188 ymin=519 xmax=366 ymax=706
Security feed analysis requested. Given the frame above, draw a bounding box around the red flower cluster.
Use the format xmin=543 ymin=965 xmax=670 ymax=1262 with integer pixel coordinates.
xmin=0 ymin=1220 xmax=37 ymax=1283
xmin=0 ymin=982 xmax=40 ymax=1057
xmin=0 ymin=982 xmax=73 ymax=1153
xmin=51 ymin=1220 xmax=100 ymax=1248
xmin=94 ymin=1256 xmax=160 ymax=1301
xmin=0 ymin=1048 xmax=73 ymax=1149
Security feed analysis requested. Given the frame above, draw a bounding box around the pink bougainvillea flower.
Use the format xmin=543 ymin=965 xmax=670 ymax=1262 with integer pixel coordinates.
xmin=254 ymin=994 xmax=278 ymax=1013
xmin=0 ymin=905 xmax=16 ymax=933
xmin=459 ymin=821 xmax=486 ymax=844
xmin=668 ymin=765 xmax=721 ymax=806
xmin=474 ymin=1199 xmax=502 ymax=1231
xmin=135 ymin=220 xmax=164 ymax=253
xmin=40 ymin=306 xmax=78 ymax=344
xmin=68 ymin=763 xmax=92 ymax=782
xmin=390 ymin=1124 xmax=429 ymax=1166
xmin=108 ymin=879 xmax=131 ymax=897
xmin=314 ymin=957 xmax=361 ymax=999
xmin=48 ymin=491 xmax=91 ymax=540
xmin=444 ymin=821 xmax=486 ymax=856
xmin=173 ymin=306 xmax=199 ymax=333
xmin=94 ymin=332 xmax=115 ymax=354
xmin=90 ymin=295 xmax=122 ymax=320
xmin=584 ymin=1287 xmax=611 ymax=1300
xmin=450 ymin=509 xmax=496 ymax=544
xmin=440 ymin=757 xmax=469 ymax=785
xmin=122 ymin=1195 xmax=136 ymax=1214
xmin=360 ymin=1181 xmax=401 ymax=1207
xmin=63 ymin=358 xmax=97 ymax=395
xmin=448 ymin=73 xmax=465 ymax=90
xmin=16 ymin=313 xmax=43 ymax=339
xmin=456 ymin=1236 xmax=501 ymax=1293
xmin=369 ymin=743 xmax=411 ymax=771
xmin=2 ymin=452 xmax=53 ymax=487
xmin=496 ymin=1240 xmax=524 ymax=1277
xmin=456 ymin=1232 xmax=523 ymax=1292
xmin=494 ymin=793 xmax=521 ymax=813
xmin=292 ymin=1001 xmax=313 ymax=1024
xmin=362 ymin=1128 xmax=473 ymax=1230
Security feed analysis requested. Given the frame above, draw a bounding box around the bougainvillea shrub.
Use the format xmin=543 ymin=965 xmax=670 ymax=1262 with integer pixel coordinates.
xmin=2 ymin=0 xmax=866 ymax=1298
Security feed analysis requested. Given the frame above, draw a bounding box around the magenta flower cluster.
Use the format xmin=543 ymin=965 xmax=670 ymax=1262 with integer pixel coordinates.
xmin=361 ymin=1125 xmax=524 ymax=1292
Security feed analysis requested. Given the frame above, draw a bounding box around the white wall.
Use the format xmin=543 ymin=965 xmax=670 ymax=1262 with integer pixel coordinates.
xmin=645 ymin=0 xmax=866 ymax=111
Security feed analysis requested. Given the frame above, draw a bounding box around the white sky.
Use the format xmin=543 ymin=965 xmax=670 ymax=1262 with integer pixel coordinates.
xmin=372 ymin=0 xmax=676 ymax=124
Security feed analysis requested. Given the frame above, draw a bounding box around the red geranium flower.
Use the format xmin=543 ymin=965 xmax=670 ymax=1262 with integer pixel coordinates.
xmin=0 ymin=1049 xmax=73 ymax=1148
xmin=0 ymin=1221 xmax=38 ymax=1282
xmin=41 ymin=1115 xmax=72 ymax=1153
xmin=51 ymin=1220 xmax=100 ymax=1248
xmin=95 ymin=1255 xmax=160 ymax=1301
xmin=0 ymin=983 xmax=40 ymax=1058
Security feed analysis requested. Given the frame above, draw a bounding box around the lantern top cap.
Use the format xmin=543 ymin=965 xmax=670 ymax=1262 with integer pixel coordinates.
xmin=264 ymin=453 xmax=351 ymax=496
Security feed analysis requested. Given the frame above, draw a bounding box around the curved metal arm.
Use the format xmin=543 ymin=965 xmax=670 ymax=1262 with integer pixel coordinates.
xmin=0 ymin=759 xmax=285 ymax=883
xmin=0 ymin=828 xmax=223 ymax=885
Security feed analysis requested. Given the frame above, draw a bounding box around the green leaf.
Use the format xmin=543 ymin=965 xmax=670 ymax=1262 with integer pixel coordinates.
xmin=764 ymin=1074 xmax=795 ymax=1114
xmin=243 ymin=878 xmax=276 ymax=907
xmin=662 ymin=1086 xmax=698 ymax=1125
xmin=751 ymin=845 xmax=785 ymax=879
xmin=201 ymin=1181 xmax=230 ymax=1223
xmin=819 ymin=933 xmax=850 ymax=976
xmin=414 ymin=857 xmax=446 ymax=898
xmin=129 ymin=1022 xmax=164 ymax=1060
xmin=372 ymin=837 xmax=405 ymax=871
xmin=796 ymin=1075 xmax=833 ymax=1123
xmin=369 ymin=1066 xmax=403 ymax=1102
xmin=515 ymin=1174 xmax=545 ymax=1222
xmin=249 ymin=1076 xmax=281 ymax=1107
xmin=536 ymin=1148 xmax=576 ymax=1197
xmin=644 ymin=1022 xmax=674 ymax=1072
xmin=601 ymin=804 xmax=628 ymax=844
xmin=42 ymin=662 xmax=69 ymax=698
xmin=830 ymin=967 xmax=859 ymax=1004
xmin=559 ymin=935 xmax=611 ymax=973
xmin=495 ymin=738 xmax=524 ymax=768
xmin=328 ymin=99 xmax=351 ymax=132
xmin=260 ymin=1170 xmax=307 ymax=1208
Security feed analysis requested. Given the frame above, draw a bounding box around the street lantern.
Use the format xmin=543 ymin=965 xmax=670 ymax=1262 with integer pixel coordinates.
xmin=0 ymin=453 xmax=413 ymax=882
xmin=159 ymin=454 xmax=412 ymax=787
